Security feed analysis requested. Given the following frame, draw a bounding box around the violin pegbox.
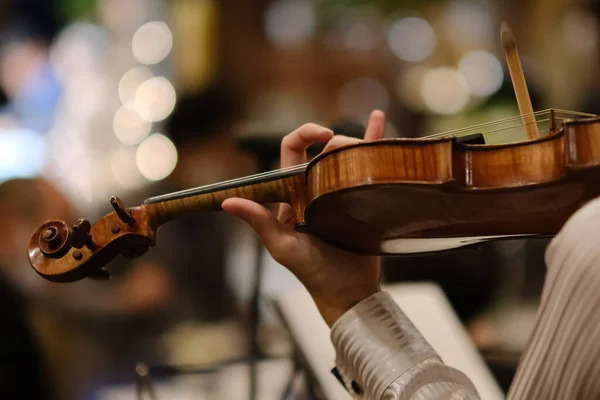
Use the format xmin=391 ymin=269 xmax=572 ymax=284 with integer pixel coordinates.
xmin=28 ymin=197 xmax=158 ymax=282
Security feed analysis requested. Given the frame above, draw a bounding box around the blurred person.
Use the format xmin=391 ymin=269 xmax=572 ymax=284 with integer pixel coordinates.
xmin=0 ymin=84 xmax=255 ymax=398
xmin=0 ymin=177 xmax=175 ymax=400
xmin=0 ymin=17 xmax=62 ymax=133
xmin=139 ymin=84 xmax=252 ymax=323
xmin=0 ymin=182 xmax=52 ymax=400
xmin=112 ymin=84 xmax=258 ymax=367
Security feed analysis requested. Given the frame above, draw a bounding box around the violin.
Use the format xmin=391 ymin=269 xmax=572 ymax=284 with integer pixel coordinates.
xmin=27 ymin=109 xmax=600 ymax=282
xmin=26 ymin=24 xmax=600 ymax=282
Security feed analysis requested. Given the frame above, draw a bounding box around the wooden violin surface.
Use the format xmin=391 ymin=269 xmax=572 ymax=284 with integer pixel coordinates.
xmin=302 ymin=117 xmax=600 ymax=253
xmin=25 ymin=22 xmax=600 ymax=283
xmin=27 ymin=113 xmax=600 ymax=282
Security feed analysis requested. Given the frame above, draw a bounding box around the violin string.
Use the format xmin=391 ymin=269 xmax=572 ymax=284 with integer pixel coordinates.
xmin=144 ymin=163 xmax=308 ymax=204
xmin=551 ymin=108 xmax=596 ymax=117
xmin=162 ymin=163 xmax=306 ymax=194
xmin=465 ymin=120 xmax=550 ymax=138
xmin=146 ymin=109 xmax=595 ymax=204
xmin=423 ymin=108 xmax=595 ymax=140
xmin=424 ymin=112 xmax=550 ymax=139
xmin=424 ymin=109 xmax=552 ymax=139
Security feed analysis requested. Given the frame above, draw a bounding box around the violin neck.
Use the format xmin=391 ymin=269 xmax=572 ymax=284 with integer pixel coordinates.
xmin=143 ymin=164 xmax=308 ymax=226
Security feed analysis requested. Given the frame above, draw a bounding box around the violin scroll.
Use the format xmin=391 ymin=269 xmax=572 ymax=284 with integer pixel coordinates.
xmin=28 ymin=197 xmax=158 ymax=283
xmin=37 ymin=220 xmax=72 ymax=258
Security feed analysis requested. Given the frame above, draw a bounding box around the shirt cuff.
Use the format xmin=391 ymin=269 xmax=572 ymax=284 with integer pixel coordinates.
xmin=330 ymin=291 xmax=439 ymax=398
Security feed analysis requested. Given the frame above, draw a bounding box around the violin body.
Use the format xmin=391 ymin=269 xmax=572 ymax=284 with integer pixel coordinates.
xmin=303 ymin=117 xmax=600 ymax=253
xmin=28 ymin=113 xmax=600 ymax=282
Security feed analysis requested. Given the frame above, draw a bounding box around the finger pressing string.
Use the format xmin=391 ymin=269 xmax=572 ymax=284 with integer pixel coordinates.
xmin=364 ymin=110 xmax=386 ymax=141
xmin=281 ymin=124 xmax=334 ymax=168
xmin=322 ymin=135 xmax=362 ymax=153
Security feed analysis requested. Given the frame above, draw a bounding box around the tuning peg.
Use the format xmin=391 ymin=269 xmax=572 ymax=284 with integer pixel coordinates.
xmin=71 ymin=219 xmax=95 ymax=249
xmin=110 ymin=196 xmax=135 ymax=226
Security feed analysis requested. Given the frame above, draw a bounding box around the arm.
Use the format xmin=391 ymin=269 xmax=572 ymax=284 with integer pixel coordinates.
xmin=331 ymin=292 xmax=479 ymax=399
xmin=508 ymin=195 xmax=600 ymax=399
xmin=223 ymin=111 xmax=480 ymax=400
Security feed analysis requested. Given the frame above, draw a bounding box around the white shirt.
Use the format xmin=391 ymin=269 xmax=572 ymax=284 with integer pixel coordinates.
xmin=331 ymin=196 xmax=600 ymax=399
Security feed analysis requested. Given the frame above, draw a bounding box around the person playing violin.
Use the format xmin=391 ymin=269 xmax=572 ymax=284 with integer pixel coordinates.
xmin=223 ymin=110 xmax=600 ymax=399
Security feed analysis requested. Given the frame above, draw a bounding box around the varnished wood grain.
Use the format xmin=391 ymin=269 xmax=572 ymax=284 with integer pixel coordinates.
xmin=564 ymin=117 xmax=600 ymax=168
xmin=28 ymin=171 xmax=308 ymax=282
xmin=453 ymin=132 xmax=565 ymax=189
xmin=146 ymin=173 xmax=304 ymax=225
xmin=303 ymin=120 xmax=600 ymax=254
xmin=307 ymin=138 xmax=454 ymax=199
xmin=28 ymin=207 xmax=157 ymax=282
xmin=27 ymin=116 xmax=600 ymax=280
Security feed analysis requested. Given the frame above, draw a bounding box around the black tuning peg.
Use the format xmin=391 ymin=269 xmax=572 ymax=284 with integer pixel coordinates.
xmin=110 ymin=196 xmax=135 ymax=226
xmin=71 ymin=219 xmax=95 ymax=249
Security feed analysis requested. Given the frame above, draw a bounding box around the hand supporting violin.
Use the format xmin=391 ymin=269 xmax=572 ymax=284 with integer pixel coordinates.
xmin=222 ymin=110 xmax=386 ymax=326
xmin=224 ymin=111 xmax=482 ymax=400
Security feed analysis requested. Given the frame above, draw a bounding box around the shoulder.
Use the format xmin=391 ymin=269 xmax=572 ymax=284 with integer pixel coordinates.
xmin=545 ymin=196 xmax=600 ymax=273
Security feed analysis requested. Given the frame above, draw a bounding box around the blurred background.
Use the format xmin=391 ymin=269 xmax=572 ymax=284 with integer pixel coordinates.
xmin=1 ymin=0 xmax=599 ymax=399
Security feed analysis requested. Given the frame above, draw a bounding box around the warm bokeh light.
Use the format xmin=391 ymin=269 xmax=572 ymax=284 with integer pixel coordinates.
xmin=49 ymin=22 xmax=109 ymax=82
xmin=113 ymin=106 xmax=152 ymax=145
xmin=136 ymin=133 xmax=178 ymax=181
xmin=132 ymin=21 xmax=173 ymax=65
xmin=338 ymin=77 xmax=389 ymax=121
xmin=325 ymin=10 xmax=379 ymax=53
xmin=421 ymin=67 xmax=469 ymax=115
xmin=61 ymin=73 xmax=111 ymax=121
xmin=458 ymin=50 xmax=503 ymax=97
xmin=562 ymin=7 xmax=599 ymax=56
xmin=109 ymin=147 xmax=147 ymax=189
xmin=444 ymin=0 xmax=493 ymax=48
xmin=264 ymin=0 xmax=316 ymax=48
xmin=134 ymin=77 xmax=177 ymax=122
xmin=395 ymin=66 xmax=427 ymax=112
xmin=118 ymin=66 xmax=155 ymax=106
xmin=387 ymin=17 xmax=436 ymax=62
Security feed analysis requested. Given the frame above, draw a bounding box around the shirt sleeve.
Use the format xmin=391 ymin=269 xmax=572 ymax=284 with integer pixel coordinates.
xmin=507 ymin=196 xmax=600 ymax=399
xmin=330 ymin=291 xmax=480 ymax=400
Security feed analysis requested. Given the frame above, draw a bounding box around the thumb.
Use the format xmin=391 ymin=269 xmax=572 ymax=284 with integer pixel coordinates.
xmin=222 ymin=198 xmax=281 ymax=246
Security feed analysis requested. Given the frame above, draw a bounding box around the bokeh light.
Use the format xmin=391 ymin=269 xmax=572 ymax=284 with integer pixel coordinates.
xmin=62 ymin=73 xmax=110 ymax=122
xmin=458 ymin=50 xmax=503 ymax=97
xmin=387 ymin=17 xmax=436 ymax=62
xmin=110 ymin=147 xmax=147 ymax=189
xmin=132 ymin=21 xmax=173 ymax=65
xmin=136 ymin=133 xmax=178 ymax=181
xmin=444 ymin=0 xmax=493 ymax=48
xmin=49 ymin=22 xmax=110 ymax=81
xmin=330 ymin=9 xmax=380 ymax=53
xmin=338 ymin=77 xmax=389 ymax=121
xmin=118 ymin=66 xmax=154 ymax=106
xmin=134 ymin=77 xmax=177 ymax=122
xmin=264 ymin=0 xmax=316 ymax=48
xmin=0 ymin=129 xmax=46 ymax=183
xmin=395 ymin=66 xmax=427 ymax=112
xmin=562 ymin=7 xmax=599 ymax=56
xmin=113 ymin=106 xmax=152 ymax=145
xmin=421 ymin=67 xmax=469 ymax=115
